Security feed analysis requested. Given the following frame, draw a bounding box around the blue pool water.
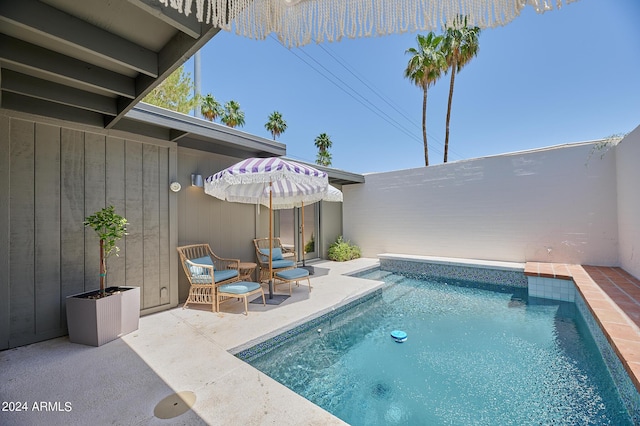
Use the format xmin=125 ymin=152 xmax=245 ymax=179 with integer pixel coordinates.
xmin=241 ymin=269 xmax=633 ymax=425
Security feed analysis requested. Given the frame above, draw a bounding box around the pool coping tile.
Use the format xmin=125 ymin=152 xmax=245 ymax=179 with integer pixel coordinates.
xmin=526 ymin=262 xmax=640 ymax=394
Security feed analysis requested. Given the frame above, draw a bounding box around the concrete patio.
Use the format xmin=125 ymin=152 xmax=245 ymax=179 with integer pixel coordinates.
xmin=1 ymin=258 xmax=381 ymax=426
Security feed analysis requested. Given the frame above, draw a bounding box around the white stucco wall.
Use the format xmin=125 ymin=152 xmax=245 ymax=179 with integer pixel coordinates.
xmin=343 ymin=141 xmax=619 ymax=265
xmin=616 ymin=126 xmax=640 ymax=279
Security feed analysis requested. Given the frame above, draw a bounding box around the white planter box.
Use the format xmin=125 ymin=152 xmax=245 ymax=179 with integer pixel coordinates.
xmin=66 ymin=286 xmax=140 ymax=346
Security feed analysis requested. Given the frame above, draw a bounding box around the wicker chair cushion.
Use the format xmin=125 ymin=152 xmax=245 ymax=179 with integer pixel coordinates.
xmin=188 ymin=264 xmax=208 ymax=277
xmin=186 ymin=256 xmax=215 ymax=276
xmin=191 ymin=274 xmax=212 ymax=284
xmin=193 ymin=256 xmax=215 ymax=269
xmin=271 ymin=259 xmax=295 ymax=269
xmin=259 ymin=248 xmax=284 ymax=261
xmin=214 ymin=269 xmax=238 ymax=283
xmin=189 ymin=269 xmax=238 ymax=284
xmin=218 ymin=281 xmax=261 ymax=295
xmin=275 ymin=268 xmax=309 ymax=280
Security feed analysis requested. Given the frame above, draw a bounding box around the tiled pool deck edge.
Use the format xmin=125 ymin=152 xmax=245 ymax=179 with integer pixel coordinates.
xmin=525 ymin=262 xmax=640 ymax=394
xmin=378 ymin=253 xmax=525 ymax=271
xmin=378 ymin=254 xmax=528 ymax=287
xmin=234 ymin=288 xmax=383 ymax=361
xmin=230 ymin=282 xmax=383 ymax=356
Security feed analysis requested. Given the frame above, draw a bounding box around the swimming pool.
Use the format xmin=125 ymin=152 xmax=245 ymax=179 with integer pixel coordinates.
xmin=238 ymin=268 xmax=635 ymax=425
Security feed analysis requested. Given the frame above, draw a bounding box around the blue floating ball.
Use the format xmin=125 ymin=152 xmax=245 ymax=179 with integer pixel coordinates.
xmin=390 ymin=330 xmax=407 ymax=343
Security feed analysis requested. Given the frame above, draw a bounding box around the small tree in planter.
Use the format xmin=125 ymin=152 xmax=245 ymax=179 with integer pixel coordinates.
xmin=68 ymin=206 xmax=137 ymax=346
xmin=84 ymin=205 xmax=128 ymax=297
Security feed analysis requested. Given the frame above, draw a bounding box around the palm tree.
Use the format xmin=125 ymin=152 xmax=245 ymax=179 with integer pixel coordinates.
xmin=265 ymin=111 xmax=287 ymax=140
xmin=316 ymin=151 xmax=332 ymax=167
xmin=404 ymin=33 xmax=446 ymax=166
xmin=442 ymin=16 xmax=480 ymax=163
xmin=200 ymin=93 xmax=223 ymax=121
xmin=221 ymin=100 xmax=245 ymax=128
xmin=314 ymin=133 xmax=333 ymax=166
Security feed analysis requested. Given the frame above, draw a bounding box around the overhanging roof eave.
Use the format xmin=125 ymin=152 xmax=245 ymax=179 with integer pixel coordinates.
xmin=122 ymin=102 xmax=286 ymax=157
xmin=283 ymin=157 xmax=365 ymax=185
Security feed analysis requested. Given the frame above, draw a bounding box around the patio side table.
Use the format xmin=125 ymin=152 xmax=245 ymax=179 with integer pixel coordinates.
xmin=238 ymin=262 xmax=257 ymax=282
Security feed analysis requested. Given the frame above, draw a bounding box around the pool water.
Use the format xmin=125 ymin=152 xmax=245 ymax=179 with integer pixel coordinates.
xmin=244 ymin=269 xmax=632 ymax=425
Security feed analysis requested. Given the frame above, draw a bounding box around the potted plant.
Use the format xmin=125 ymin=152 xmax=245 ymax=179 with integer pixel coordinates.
xmin=66 ymin=206 xmax=140 ymax=346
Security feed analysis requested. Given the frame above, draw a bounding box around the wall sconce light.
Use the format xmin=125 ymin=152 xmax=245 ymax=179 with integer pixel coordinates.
xmin=191 ymin=173 xmax=204 ymax=187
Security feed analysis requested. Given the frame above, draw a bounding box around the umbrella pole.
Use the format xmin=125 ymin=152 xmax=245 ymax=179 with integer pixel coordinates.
xmin=251 ymin=181 xmax=288 ymax=306
xmin=268 ymin=182 xmax=274 ymax=299
xmin=301 ymin=201 xmax=305 ymax=267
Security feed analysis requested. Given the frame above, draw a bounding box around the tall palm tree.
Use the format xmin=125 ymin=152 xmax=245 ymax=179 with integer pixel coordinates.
xmin=200 ymin=93 xmax=223 ymax=121
xmin=314 ymin=133 xmax=333 ymax=166
xmin=265 ymin=111 xmax=287 ymax=140
xmin=221 ymin=100 xmax=245 ymax=128
xmin=442 ymin=16 xmax=480 ymax=163
xmin=405 ymin=33 xmax=446 ymax=166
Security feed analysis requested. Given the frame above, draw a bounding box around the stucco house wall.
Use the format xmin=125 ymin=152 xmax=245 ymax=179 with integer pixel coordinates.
xmin=343 ymin=140 xmax=619 ymax=266
xmin=616 ymin=126 xmax=640 ymax=278
xmin=319 ymin=195 xmax=344 ymax=259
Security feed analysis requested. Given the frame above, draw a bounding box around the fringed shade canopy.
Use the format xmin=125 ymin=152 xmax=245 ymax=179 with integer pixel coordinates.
xmin=158 ymin=0 xmax=578 ymax=47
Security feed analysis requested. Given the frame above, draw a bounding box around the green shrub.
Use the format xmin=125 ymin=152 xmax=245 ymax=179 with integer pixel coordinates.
xmin=328 ymin=236 xmax=361 ymax=262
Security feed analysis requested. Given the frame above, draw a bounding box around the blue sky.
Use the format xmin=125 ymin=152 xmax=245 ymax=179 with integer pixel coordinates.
xmin=186 ymin=0 xmax=640 ymax=174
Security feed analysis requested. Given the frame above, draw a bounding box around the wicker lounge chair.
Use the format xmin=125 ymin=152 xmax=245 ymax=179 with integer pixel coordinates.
xmin=253 ymin=238 xmax=297 ymax=283
xmin=177 ymin=244 xmax=264 ymax=314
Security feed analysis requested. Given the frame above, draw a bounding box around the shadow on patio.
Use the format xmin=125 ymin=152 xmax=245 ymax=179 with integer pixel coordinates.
xmin=1 ymin=258 xmax=380 ymax=425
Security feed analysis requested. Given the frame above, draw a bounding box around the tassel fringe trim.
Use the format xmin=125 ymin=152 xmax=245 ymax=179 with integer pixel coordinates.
xmin=158 ymin=0 xmax=579 ymax=48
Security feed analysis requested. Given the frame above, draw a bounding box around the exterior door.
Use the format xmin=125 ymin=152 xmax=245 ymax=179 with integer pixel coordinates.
xmin=278 ymin=204 xmax=319 ymax=263
xmin=278 ymin=209 xmax=296 ymax=255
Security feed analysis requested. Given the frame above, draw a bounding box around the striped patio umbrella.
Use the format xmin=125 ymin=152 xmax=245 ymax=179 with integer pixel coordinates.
xmin=205 ymin=157 xmax=330 ymax=299
xmin=263 ymin=182 xmax=342 ymax=210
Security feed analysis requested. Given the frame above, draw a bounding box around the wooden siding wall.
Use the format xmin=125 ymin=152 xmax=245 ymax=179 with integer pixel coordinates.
xmin=0 ymin=114 xmax=178 ymax=349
